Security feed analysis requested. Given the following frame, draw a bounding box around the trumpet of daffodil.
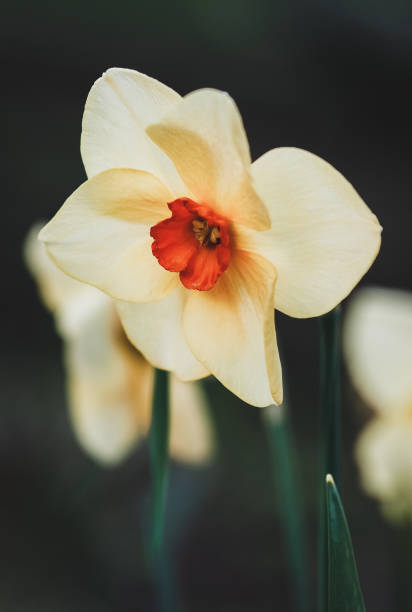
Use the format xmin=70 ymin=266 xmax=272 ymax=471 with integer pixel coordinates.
xmin=25 ymin=223 xmax=214 ymax=466
xmin=344 ymin=287 xmax=412 ymax=522
xmin=40 ymin=68 xmax=382 ymax=407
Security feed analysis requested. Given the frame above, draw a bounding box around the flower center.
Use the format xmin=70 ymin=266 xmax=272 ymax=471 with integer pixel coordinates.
xmin=192 ymin=219 xmax=221 ymax=246
xmin=150 ymin=198 xmax=231 ymax=291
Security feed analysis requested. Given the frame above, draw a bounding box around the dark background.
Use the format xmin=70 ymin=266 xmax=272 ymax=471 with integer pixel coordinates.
xmin=3 ymin=1 xmax=412 ymax=610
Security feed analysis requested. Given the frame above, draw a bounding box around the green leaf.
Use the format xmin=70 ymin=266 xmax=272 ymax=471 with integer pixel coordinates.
xmin=149 ymin=368 xmax=170 ymax=557
xmin=326 ymin=474 xmax=365 ymax=612
xmin=319 ymin=306 xmax=342 ymax=488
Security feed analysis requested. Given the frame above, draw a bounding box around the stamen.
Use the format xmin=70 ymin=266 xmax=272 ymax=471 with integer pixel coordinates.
xmin=209 ymin=226 xmax=221 ymax=244
xmin=192 ymin=219 xmax=221 ymax=246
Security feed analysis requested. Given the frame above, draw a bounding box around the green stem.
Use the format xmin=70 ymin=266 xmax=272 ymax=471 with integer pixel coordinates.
xmin=319 ymin=307 xmax=342 ymax=488
xmin=264 ymin=403 xmax=311 ymax=612
xmin=149 ymin=368 xmax=170 ymax=558
xmin=153 ymin=547 xmax=179 ymax=612
xmin=149 ymin=369 xmax=180 ymax=612
xmin=318 ymin=306 xmax=342 ymax=612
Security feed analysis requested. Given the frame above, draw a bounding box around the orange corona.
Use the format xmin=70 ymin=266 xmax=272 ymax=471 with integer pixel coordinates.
xmin=150 ymin=198 xmax=231 ymax=291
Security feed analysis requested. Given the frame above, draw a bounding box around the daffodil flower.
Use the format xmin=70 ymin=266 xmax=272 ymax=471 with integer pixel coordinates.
xmin=40 ymin=68 xmax=381 ymax=407
xmin=25 ymin=224 xmax=214 ymax=466
xmin=344 ymin=287 xmax=412 ymax=521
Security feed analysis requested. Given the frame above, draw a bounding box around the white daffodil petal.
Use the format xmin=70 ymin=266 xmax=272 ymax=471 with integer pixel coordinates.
xmin=147 ymin=88 xmax=270 ymax=230
xmin=116 ymin=288 xmax=210 ymax=381
xmin=24 ymin=222 xmax=113 ymax=338
xmin=246 ymin=147 xmax=381 ymax=317
xmin=58 ymin=286 xmax=112 ymax=340
xmin=26 ymin=221 xmax=154 ymax=465
xmin=356 ymin=417 xmax=412 ymax=522
xmin=39 ymin=169 xmax=178 ymax=303
xmin=66 ymin=307 xmax=153 ymax=465
xmin=344 ymin=287 xmax=412 ymax=416
xmin=24 ymin=222 xmax=86 ymax=313
xmin=81 ymin=67 xmax=186 ymax=196
xmin=183 ymin=251 xmax=282 ymax=407
xmin=169 ymin=377 xmax=215 ymax=465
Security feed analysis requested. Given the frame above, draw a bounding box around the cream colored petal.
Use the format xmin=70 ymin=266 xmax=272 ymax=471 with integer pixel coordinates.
xmin=147 ymin=89 xmax=270 ymax=230
xmin=24 ymin=221 xmax=114 ymax=338
xmin=241 ymin=147 xmax=381 ymax=317
xmin=24 ymin=222 xmax=87 ymax=313
xmin=344 ymin=287 xmax=412 ymax=416
xmin=168 ymin=377 xmax=215 ymax=465
xmin=25 ymin=219 xmax=155 ymax=464
xmin=81 ymin=67 xmax=186 ymax=196
xmin=116 ymin=288 xmax=210 ymax=381
xmin=356 ymin=417 xmax=412 ymax=522
xmin=57 ymin=286 xmax=112 ymax=339
xmin=66 ymin=303 xmax=154 ymax=465
xmin=183 ymin=251 xmax=282 ymax=407
xmin=39 ymin=169 xmax=178 ymax=303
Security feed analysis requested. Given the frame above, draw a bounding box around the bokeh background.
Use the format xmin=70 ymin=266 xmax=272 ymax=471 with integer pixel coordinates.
xmin=3 ymin=1 xmax=412 ymax=610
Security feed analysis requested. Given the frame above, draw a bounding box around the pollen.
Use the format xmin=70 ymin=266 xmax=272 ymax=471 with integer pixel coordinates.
xmin=192 ymin=219 xmax=221 ymax=247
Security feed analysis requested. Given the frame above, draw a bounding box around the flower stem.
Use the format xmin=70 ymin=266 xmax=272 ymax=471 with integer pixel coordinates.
xmin=149 ymin=368 xmax=170 ymax=558
xmin=149 ymin=368 xmax=180 ymax=612
xmin=318 ymin=306 xmax=342 ymax=612
xmin=264 ymin=401 xmax=311 ymax=612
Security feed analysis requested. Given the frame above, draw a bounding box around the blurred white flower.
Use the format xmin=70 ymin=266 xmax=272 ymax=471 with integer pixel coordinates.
xmin=25 ymin=223 xmax=214 ymax=466
xmin=344 ymin=287 xmax=412 ymax=522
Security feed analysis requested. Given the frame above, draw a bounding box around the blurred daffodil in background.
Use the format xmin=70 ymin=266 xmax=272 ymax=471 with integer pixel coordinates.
xmin=344 ymin=287 xmax=412 ymax=522
xmin=40 ymin=68 xmax=381 ymax=407
xmin=25 ymin=223 xmax=214 ymax=467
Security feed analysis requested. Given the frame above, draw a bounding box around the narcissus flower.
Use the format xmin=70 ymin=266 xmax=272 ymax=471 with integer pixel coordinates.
xmin=344 ymin=287 xmax=412 ymax=522
xmin=25 ymin=224 xmax=214 ymax=466
xmin=40 ymin=68 xmax=381 ymax=407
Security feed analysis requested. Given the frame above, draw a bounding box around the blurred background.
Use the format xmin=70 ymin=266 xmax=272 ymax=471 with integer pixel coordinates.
xmin=3 ymin=0 xmax=412 ymax=610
